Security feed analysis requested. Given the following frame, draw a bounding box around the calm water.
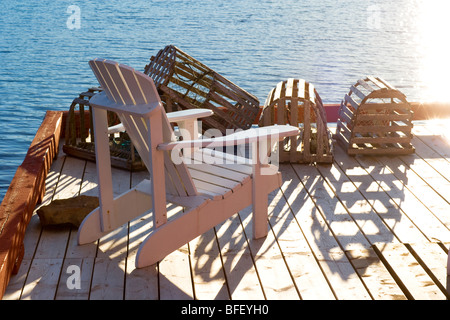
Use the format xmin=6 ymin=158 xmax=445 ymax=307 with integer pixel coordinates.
xmin=1 ymin=0 xmax=449 ymax=201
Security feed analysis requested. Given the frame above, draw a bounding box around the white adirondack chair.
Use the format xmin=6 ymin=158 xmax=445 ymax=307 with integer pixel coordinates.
xmin=77 ymin=59 xmax=300 ymax=268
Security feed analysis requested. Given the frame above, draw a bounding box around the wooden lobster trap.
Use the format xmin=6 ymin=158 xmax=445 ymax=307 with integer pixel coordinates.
xmin=259 ymin=78 xmax=333 ymax=163
xmin=62 ymin=87 xmax=145 ymax=171
xmin=336 ymin=76 xmax=414 ymax=155
xmin=144 ymin=45 xmax=260 ymax=135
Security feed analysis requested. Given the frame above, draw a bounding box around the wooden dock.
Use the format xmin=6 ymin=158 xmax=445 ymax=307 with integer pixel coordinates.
xmin=3 ymin=122 xmax=450 ymax=300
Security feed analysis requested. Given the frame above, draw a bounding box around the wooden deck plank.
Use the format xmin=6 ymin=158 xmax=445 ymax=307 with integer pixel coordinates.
xmin=411 ymin=135 xmax=450 ymax=184
xmin=2 ymin=260 xmax=31 ymax=300
xmin=89 ymin=257 xmax=126 ymax=300
xmin=189 ymin=228 xmax=230 ymax=300
xmin=332 ymin=145 xmax=428 ymax=243
xmin=158 ymin=244 xmax=194 ymax=300
xmin=313 ymin=158 xmax=414 ymax=299
xmin=215 ymin=214 xmax=265 ymax=300
xmin=316 ymin=162 xmax=399 ymax=245
xmin=345 ymin=248 xmax=407 ymax=300
xmin=282 ymin=163 xmax=371 ymax=300
xmin=291 ymin=163 xmax=371 ymax=251
xmin=373 ymin=243 xmax=447 ymax=300
xmin=155 ymin=203 xmax=195 ymax=300
xmin=89 ymin=167 xmax=131 ymax=300
xmin=406 ymin=242 xmax=450 ymax=298
xmin=240 ymin=204 xmax=301 ymax=300
xmin=125 ymin=255 xmax=159 ymax=300
xmin=268 ymin=187 xmax=336 ymax=299
xmin=20 ymin=258 xmax=63 ymax=300
xmin=56 ymin=257 xmax=95 ymax=300
xmin=124 ymin=170 xmax=159 ymax=300
xmin=3 ymin=124 xmax=450 ymax=300
xmin=377 ymin=153 xmax=450 ymax=236
xmin=413 ymin=125 xmax=450 ymax=172
xmin=125 ymin=210 xmax=159 ymax=300
xmin=354 ymin=155 xmax=450 ymax=243
xmin=21 ymin=154 xmax=86 ymax=300
xmin=384 ymin=152 xmax=450 ymax=228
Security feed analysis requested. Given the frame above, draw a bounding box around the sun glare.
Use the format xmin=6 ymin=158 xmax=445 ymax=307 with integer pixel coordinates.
xmin=416 ymin=0 xmax=450 ymax=102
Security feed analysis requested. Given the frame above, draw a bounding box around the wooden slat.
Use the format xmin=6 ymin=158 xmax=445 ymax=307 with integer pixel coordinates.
xmin=380 ymin=153 xmax=450 ymax=230
xmin=350 ymin=85 xmax=367 ymax=101
xmin=215 ymin=214 xmax=265 ymax=299
xmin=344 ymin=93 xmax=359 ymax=110
xmin=406 ymin=242 xmax=450 ymax=299
xmin=266 ymin=179 xmax=336 ymax=299
xmin=188 ymin=228 xmax=230 ymax=299
xmin=188 ymin=167 xmax=242 ymax=189
xmin=373 ymin=243 xmax=447 ymax=300
xmin=359 ymin=102 xmax=410 ymax=111
xmin=297 ymin=79 xmax=305 ymax=100
xmin=125 ymin=169 xmax=158 ymax=300
xmin=356 ymin=113 xmax=411 ymax=122
xmin=186 ymin=163 xmax=248 ymax=182
xmin=345 ymin=248 xmax=407 ymax=300
xmin=316 ymin=162 xmax=400 ymax=245
xmin=351 ymin=136 xmax=411 ymax=145
xmin=119 ymin=64 xmax=148 ymax=104
xmin=239 ymin=205 xmax=300 ymax=299
xmin=193 ymin=179 xmax=232 ymax=198
xmin=332 ymin=145 xmax=428 ymax=243
xmin=285 ymin=78 xmax=295 ymax=97
xmin=164 ymin=151 xmax=189 ymax=196
xmin=348 ymin=146 xmax=415 ymax=155
xmin=286 ymin=164 xmax=372 ymax=299
xmin=103 ymin=60 xmax=135 ymax=105
xmin=90 ymin=60 xmax=122 ymax=104
xmin=352 ymin=123 xmax=413 ymax=134
xmin=354 ymin=155 xmax=450 ymax=243
xmin=357 ymin=78 xmax=376 ymax=93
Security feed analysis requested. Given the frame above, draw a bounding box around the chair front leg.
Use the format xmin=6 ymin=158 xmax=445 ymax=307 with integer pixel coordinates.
xmin=92 ymin=107 xmax=116 ymax=232
xmin=251 ymin=139 xmax=269 ymax=239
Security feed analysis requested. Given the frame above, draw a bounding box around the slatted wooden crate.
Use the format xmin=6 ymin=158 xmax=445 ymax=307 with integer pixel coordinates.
xmin=62 ymin=87 xmax=145 ymax=171
xmin=336 ymin=76 xmax=414 ymax=155
xmin=144 ymin=45 xmax=260 ymax=134
xmin=258 ymin=78 xmax=333 ymax=163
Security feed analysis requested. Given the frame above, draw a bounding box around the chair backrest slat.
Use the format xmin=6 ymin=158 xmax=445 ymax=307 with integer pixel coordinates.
xmin=89 ymin=59 xmax=123 ymax=103
xmin=102 ymin=60 xmax=135 ymax=105
xmin=119 ymin=64 xmax=148 ymax=104
xmin=133 ymin=68 xmax=161 ymax=106
xmin=89 ymin=59 xmax=198 ymax=197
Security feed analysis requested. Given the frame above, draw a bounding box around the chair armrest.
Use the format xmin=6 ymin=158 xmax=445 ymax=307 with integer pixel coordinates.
xmin=166 ymin=109 xmax=213 ymax=123
xmin=106 ymin=109 xmax=213 ymax=134
xmin=168 ymin=109 xmax=214 ymax=140
xmin=157 ymin=125 xmax=300 ymax=151
xmin=108 ymin=123 xmax=125 ymax=134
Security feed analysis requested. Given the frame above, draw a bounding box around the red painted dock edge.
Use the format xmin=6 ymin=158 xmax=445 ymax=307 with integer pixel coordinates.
xmin=0 ymin=110 xmax=63 ymax=299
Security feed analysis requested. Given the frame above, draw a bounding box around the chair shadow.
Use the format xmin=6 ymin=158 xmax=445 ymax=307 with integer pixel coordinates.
xmin=278 ymin=142 xmax=409 ymax=283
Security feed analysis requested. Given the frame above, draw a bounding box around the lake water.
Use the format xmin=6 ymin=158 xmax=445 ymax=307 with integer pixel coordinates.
xmin=1 ymin=0 xmax=450 ymax=202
